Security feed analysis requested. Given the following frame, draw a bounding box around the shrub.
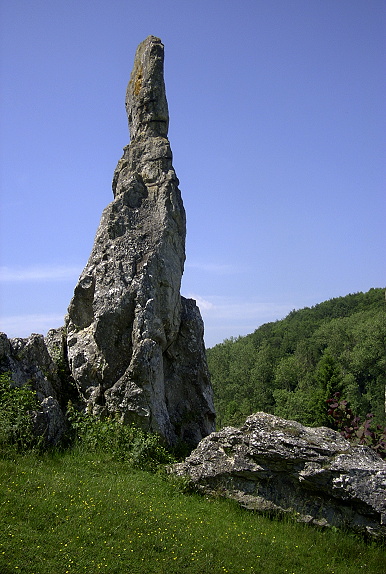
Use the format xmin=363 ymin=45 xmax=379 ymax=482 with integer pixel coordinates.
xmin=66 ymin=402 xmax=174 ymax=470
xmin=0 ymin=372 xmax=41 ymax=454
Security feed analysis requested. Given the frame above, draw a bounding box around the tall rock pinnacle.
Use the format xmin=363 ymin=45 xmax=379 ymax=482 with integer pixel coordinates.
xmin=65 ymin=36 xmax=215 ymax=446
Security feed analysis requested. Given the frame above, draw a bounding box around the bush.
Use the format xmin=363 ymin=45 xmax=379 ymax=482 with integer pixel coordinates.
xmin=0 ymin=372 xmax=41 ymax=454
xmin=66 ymin=402 xmax=174 ymax=470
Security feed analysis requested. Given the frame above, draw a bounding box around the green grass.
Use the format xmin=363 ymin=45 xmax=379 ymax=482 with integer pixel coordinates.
xmin=0 ymin=449 xmax=385 ymax=574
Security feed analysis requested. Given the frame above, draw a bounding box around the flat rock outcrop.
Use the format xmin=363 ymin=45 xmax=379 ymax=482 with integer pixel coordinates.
xmin=65 ymin=36 xmax=215 ymax=446
xmin=172 ymin=412 xmax=386 ymax=539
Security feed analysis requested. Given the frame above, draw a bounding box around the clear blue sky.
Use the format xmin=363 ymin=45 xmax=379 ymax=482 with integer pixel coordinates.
xmin=0 ymin=0 xmax=385 ymax=348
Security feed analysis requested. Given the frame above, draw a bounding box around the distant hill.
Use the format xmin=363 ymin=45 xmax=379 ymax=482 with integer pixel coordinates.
xmin=207 ymin=288 xmax=386 ymax=429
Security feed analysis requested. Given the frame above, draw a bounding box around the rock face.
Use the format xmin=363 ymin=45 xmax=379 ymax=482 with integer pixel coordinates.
xmin=65 ymin=36 xmax=215 ymax=446
xmin=0 ymin=329 xmax=70 ymax=444
xmin=172 ymin=412 xmax=386 ymax=539
xmin=0 ymin=36 xmax=214 ymax=448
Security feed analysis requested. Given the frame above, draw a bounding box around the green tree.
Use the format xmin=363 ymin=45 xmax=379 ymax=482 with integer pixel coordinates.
xmin=207 ymin=288 xmax=386 ymax=429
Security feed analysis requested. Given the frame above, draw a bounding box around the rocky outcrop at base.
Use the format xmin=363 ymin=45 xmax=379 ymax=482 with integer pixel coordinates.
xmin=172 ymin=412 xmax=386 ymax=539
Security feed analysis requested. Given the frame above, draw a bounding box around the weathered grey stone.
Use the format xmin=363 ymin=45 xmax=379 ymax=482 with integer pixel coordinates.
xmin=0 ymin=37 xmax=215 ymax=449
xmin=0 ymin=330 xmax=68 ymax=444
xmin=125 ymin=35 xmax=169 ymax=140
xmin=172 ymin=412 xmax=386 ymax=539
xmin=0 ymin=331 xmax=61 ymax=402
xmin=65 ymin=36 xmax=215 ymax=446
xmin=32 ymin=396 xmax=67 ymax=445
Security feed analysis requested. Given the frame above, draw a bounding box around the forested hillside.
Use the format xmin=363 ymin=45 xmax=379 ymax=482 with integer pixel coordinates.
xmin=207 ymin=288 xmax=386 ymax=430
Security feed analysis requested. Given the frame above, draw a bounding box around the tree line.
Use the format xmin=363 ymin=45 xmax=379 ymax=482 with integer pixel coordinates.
xmin=207 ymin=288 xmax=386 ymax=434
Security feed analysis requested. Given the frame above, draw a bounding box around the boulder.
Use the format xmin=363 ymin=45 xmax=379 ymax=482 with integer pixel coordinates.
xmin=172 ymin=412 xmax=386 ymax=539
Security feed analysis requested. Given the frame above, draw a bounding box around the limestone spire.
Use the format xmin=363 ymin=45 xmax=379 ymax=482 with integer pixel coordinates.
xmin=65 ymin=37 xmax=215 ymax=447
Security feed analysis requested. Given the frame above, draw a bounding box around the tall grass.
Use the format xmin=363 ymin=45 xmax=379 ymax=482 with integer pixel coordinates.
xmin=0 ymin=448 xmax=385 ymax=574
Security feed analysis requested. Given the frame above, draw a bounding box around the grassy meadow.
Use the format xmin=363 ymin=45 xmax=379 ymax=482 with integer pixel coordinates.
xmin=1 ymin=448 xmax=385 ymax=574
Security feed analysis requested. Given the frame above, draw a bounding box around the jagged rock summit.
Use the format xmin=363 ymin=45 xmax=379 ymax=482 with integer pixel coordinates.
xmin=0 ymin=36 xmax=215 ymax=448
xmin=65 ymin=36 xmax=215 ymax=446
